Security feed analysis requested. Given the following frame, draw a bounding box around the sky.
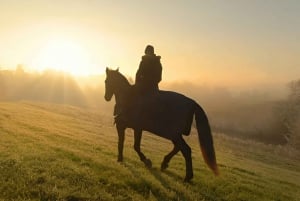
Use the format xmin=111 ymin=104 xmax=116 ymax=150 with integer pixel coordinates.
xmin=0 ymin=0 xmax=299 ymax=89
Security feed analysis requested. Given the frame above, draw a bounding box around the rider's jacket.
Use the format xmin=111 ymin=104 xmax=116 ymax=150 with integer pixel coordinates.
xmin=135 ymin=54 xmax=162 ymax=93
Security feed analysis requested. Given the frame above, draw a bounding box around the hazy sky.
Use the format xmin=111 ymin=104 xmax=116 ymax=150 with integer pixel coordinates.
xmin=0 ymin=0 xmax=299 ymax=88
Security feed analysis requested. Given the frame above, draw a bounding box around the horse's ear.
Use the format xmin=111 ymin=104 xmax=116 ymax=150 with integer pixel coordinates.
xmin=116 ymin=67 xmax=119 ymax=72
xmin=106 ymin=67 xmax=109 ymax=74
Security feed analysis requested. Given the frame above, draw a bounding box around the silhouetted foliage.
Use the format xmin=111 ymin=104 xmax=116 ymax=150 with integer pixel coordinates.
xmin=274 ymin=79 xmax=300 ymax=148
xmin=164 ymin=81 xmax=287 ymax=145
xmin=0 ymin=68 xmax=86 ymax=107
xmin=1 ymin=67 xmax=296 ymax=147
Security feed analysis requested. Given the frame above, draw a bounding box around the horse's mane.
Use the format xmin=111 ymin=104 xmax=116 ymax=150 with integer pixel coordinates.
xmin=117 ymin=71 xmax=131 ymax=86
xmin=108 ymin=68 xmax=131 ymax=87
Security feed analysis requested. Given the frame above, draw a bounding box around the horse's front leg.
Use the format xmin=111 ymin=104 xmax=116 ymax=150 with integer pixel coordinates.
xmin=134 ymin=129 xmax=152 ymax=168
xmin=116 ymin=123 xmax=125 ymax=162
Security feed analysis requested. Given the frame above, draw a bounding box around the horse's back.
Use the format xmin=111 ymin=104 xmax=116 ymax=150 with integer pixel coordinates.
xmin=159 ymin=90 xmax=194 ymax=106
xmin=139 ymin=90 xmax=197 ymax=138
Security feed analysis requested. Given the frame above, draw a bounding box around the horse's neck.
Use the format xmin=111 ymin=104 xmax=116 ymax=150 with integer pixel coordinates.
xmin=114 ymin=80 xmax=132 ymax=108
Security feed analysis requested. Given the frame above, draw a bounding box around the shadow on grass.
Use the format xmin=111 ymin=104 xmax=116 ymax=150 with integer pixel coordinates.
xmin=121 ymin=157 xmax=195 ymax=201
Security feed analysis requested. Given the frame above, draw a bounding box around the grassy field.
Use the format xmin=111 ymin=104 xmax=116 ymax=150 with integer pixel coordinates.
xmin=0 ymin=101 xmax=299 ymax=201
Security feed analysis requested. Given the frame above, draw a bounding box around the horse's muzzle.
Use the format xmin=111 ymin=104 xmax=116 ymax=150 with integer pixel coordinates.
xmin=104 ymin=95 xmax=111 ymax=101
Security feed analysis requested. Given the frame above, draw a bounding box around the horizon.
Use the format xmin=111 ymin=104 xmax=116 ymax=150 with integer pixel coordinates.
xmin=0 ymin=66 xmax=289 ymax=100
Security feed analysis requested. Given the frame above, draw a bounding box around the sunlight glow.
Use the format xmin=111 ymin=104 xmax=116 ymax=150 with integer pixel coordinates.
xmin=31 ymin=38 xmax=92 ymax=76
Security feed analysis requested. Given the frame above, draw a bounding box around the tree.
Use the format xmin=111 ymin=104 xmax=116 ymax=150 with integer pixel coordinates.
xmin=288 ymin=80 xmax=300 ymax=105
xmin=277 ymin=79 xmax=300 ymax=148
xmin=287 ymin=80 xmax=300 ymax=148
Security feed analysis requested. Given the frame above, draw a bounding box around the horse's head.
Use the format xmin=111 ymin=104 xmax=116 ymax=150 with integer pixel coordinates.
xmin=104 ymin=67 xmax=130 ymax=101
xmin=104 ymin=67 xmax=117 ymax=101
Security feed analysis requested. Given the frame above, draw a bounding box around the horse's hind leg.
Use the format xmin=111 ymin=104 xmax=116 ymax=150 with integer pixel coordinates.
xmin=161 ymin=144 xmax=180 ymax=171
xmin=134 ymin=129 xmax=152 ymax=168
xmin=175 ymin=137 xmax=193 ymax=182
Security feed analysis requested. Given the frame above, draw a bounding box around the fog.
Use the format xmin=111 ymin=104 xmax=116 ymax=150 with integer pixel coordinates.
xmin=1 ymin=67 xmax=298 ymax=146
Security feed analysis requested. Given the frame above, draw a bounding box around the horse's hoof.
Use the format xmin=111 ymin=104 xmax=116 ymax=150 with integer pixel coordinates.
xmin=183 ymin=174 xmax=193 ymax=183
xmin=144 ymin=158 xmax=152 ymax=168
xmin=161 ymin=162 xmax=168 ymax=171
xmin=117 ymin=157 xmax=123 ymax=162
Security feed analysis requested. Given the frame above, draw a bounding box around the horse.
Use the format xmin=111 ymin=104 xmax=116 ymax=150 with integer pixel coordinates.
xmin=104 ymin=68 xmax=218 ymax=182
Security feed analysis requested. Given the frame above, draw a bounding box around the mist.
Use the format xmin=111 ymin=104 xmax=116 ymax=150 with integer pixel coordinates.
xmin=1 ymin=67 xmax=298 ymax=147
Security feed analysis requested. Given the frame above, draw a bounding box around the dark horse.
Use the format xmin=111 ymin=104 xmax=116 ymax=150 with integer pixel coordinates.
xmin=104 ymin=68 xmax=218 ymax=182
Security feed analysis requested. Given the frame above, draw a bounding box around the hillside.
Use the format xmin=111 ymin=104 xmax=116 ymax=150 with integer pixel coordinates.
xmin=0 ymin=101 xmax=299 ymax=201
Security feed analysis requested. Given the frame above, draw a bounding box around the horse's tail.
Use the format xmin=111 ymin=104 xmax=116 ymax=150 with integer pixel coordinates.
xmin=194 ymin=103 xmax=219 ymax=176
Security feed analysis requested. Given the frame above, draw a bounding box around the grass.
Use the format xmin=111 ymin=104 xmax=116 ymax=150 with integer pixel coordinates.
xmin=0 ymin=101 xmax=299 ymax=201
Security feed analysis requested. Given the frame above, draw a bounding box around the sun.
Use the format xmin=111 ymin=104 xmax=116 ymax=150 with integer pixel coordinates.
xmin=31 ymin=38 xmax=92 ymax=76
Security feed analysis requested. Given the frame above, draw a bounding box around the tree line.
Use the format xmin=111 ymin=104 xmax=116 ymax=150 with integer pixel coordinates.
xmin=1 ymin=66 xmax=299 ymax=149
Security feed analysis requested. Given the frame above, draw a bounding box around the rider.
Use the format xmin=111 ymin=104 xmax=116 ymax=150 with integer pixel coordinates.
xmin=116 ymin=45 xmax=163 ymax=127
xmin=135 ymin=45 xmax=162 ymax=95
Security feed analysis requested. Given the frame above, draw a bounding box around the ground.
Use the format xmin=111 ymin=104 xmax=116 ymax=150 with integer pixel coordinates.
xmin=0 ymin=101 xmax=299 ymax=201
